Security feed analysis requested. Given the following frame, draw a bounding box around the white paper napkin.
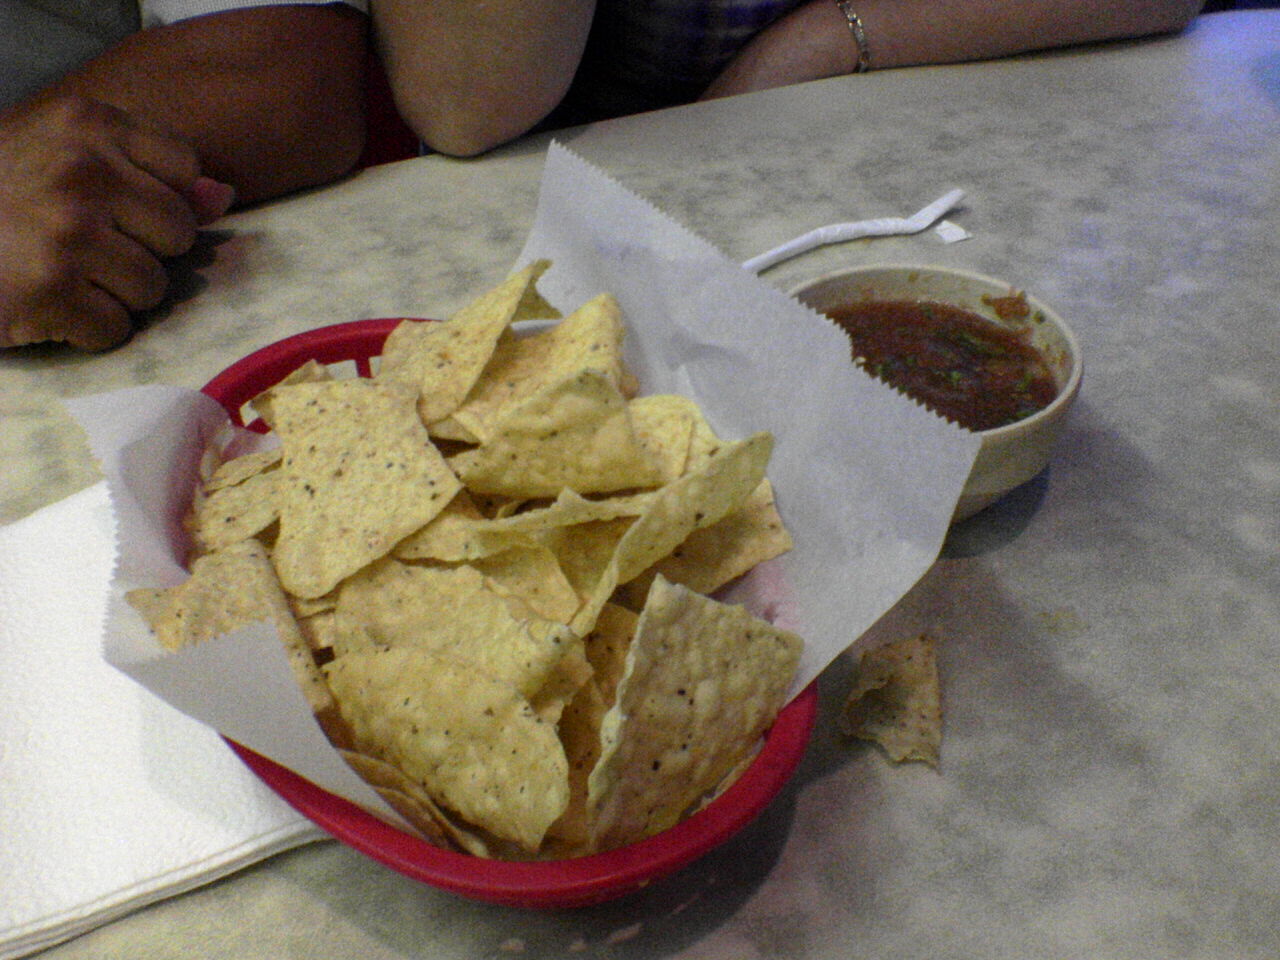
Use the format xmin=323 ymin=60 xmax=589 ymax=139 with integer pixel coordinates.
xmin=0 ymin=483 xmax=326 ymax=960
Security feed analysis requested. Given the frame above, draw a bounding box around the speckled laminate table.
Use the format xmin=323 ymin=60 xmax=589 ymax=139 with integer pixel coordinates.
xmin=4 ymin=11 xmax=1278 ymax=960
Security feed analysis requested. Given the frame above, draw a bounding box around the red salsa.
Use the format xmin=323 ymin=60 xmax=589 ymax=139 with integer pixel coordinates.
xmin=825 ymin=298 xmax=1058 ymax=431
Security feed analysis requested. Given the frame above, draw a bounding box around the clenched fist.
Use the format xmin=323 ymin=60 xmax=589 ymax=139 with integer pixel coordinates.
xmin=0 ymin=94 xmax=234 ymax=350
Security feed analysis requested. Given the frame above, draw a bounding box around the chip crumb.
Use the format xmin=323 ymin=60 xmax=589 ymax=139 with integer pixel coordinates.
xmin=1036 ymin=606 xmax=1086 ymax=634
xmin=605 ymin=922 xmax=644 ymax=945
xmin=840 ymin=632 xmax=942 ymax=767
xmin=499 ymin=937 xmax=525 ymax=952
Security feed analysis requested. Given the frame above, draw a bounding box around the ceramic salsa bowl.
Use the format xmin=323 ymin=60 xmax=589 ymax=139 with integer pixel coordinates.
xmin=201 ymin=318 xmax=819 ymax=908
xmin=791 ymin=265 xmax=1082 ymax=521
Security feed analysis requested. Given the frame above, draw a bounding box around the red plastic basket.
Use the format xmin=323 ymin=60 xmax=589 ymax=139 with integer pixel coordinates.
xmin=201 ymin=319 xmax=818 ymax=908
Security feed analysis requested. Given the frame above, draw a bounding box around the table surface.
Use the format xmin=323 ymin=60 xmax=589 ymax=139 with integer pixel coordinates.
xmin=5 ymin=11 xmax=1278 ymax=960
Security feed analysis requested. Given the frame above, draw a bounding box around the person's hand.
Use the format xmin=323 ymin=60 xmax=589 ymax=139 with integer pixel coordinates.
xmin=0 ymin=94 xmax=234 ymax=351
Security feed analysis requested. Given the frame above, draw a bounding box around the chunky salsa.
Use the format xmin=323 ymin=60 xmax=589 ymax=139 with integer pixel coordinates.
xmin=825 ymin=298 xmax=1058 ymax=431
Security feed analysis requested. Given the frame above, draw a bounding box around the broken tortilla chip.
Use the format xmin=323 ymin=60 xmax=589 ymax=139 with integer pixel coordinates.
xmin=841 ymin=632 xmax=942 ymax=767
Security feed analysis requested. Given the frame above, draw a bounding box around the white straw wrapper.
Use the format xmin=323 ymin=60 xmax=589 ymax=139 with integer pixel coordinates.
xmin=742 ymin=189 xmax=966 ymax=273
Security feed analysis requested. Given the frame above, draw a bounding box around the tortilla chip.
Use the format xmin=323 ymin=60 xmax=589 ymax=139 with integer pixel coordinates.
xmin=585 ymin=576 xmax=802 ymax=851
xmin=543 ymin=605 xmax=635 ymax=851
xmin=544 ymin=678 xmax=607 ymax=850
xmin=379 ymin=260 xmax=558 ymax=427
xmin=682 ymin=397 xmax=729 ymax=470
xmin=269 ymin=378 xmax=461 ymax=598
xmin=543 ymin=598 xmax=641 ymax=849
xmin=333 ymin=558 xmax=583 ymax=701
xmin=439 ymin=292 xmax=629 ymax=443
xmin=841 ymin=633 xmax=942 ymax=767
xmin=536 ymin=516 xmax=635 ymax=604
xmin=205 ymin=448 xmax=282 ymax=492
xmin=473 ymin=544 xmax=581 ymax=624
xmin=628 ymin=395 xmax=696 ymax=484
xmin=288 ymin=589 xmax=338 ymax=619
xmin=295 ymin=609 xmax=340 ymax=654
xmin=391 ymin=488 xmax=517 ymax=563
xmin=189 ymin=465 xmax=281 ymax=554
xmin=570 ymin=432 xmax=774 ymax=636
xmin=339 ymin=749 xmax=502 ymax=855
xmin=447 ymin=369 xmax=664 ymax=498
xmin=249 ymin=360 xmax=333 ymax=431
xmin=339 ymin=749 xmax=457 ymax=849
xmin=125 ymin=539 xmax=337 ymax=719
xmin=583 ymin=602 xmax=637 ymax=708
xmin=396 ymin=487 xmax=651 ymax=564
xmin=482 ymin=488 xmax=653 ymax=534
xmin=323 ymin=648 xmax=570 ymax=851
xmin=617 ymin=478 xmax=792 ymax=604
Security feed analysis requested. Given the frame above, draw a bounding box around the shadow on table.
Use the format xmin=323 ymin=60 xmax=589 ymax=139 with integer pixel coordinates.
xmin=133 ymin=228 xmax=233 ymax=337
xmin=286 ymin=781 xmax=802 ymax=959
xmin=942 ymin=396 xmax=1159 ymax=559
xmin=943 ymin=469 xmax=1052 ymax=558
xmin=1253 ymin=51 xmax=1280 ymax=113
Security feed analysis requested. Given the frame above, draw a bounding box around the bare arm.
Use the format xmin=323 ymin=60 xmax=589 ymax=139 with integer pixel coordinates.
xmin=701 ymin=0 xmax=1206 ymax=100
xmin=372 ymin=0 xmax=596 ymax=157
xmin=46 ymin=4 xmax=368 ymax=205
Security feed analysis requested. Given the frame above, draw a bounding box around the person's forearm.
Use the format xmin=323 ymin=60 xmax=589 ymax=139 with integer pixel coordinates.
xmin=373 ymin=0 xmax=596 ymax=157
xmin=45 ymin=5 xmax=368 ymax=205
xmin=844 ymin=0 xmax=1204 ymax=69
xmin=703 ymin=0 xmax=1205 ymax=100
